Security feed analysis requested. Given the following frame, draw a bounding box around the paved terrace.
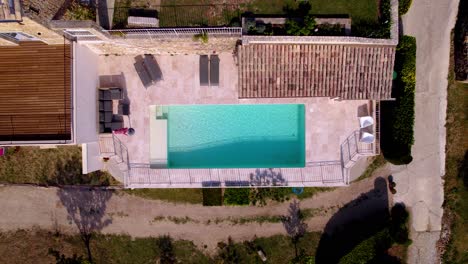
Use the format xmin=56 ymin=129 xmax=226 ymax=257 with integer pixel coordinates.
xmin=98 ymin=52 xmax=376 ymax=188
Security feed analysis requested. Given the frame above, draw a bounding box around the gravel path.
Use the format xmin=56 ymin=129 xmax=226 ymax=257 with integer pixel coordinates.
xmin=0 ymin=173 xmax=386 ymax=252
xmin=393 ymin=0 xmax=460 ymax=263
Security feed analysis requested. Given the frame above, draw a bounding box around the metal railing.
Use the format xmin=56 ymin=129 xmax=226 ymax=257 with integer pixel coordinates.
xmin=374 ymin=101 xmax=381 ymax=154
xmin=126 ymin=160 xmax=344 ymax=188
xmin=63 ymin=29 xmax=102 ymax=42
xmin=112 ymin=134 xmax=130 ymax=171
xmin=104 ymin=27 xmax=242 ymax=39
xmin=340 ymin=130 xmax=375 ymax=166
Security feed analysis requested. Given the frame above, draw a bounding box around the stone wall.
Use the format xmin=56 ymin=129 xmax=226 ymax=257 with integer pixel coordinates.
xmin=86 ymin=37 xmax=239 ymax=55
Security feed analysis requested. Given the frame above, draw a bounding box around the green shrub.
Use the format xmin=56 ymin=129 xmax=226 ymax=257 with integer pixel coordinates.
xmin=381 ymin=36 xmax=416 ymax=164
xmin=338 ymin=229 xmax=392 ymax=264
xmin=224 ymin=188 xmax=250 ymax=205
xmin=399 ymin=0 xmax=413 ymax=15
xmin=389 ymin=203 xmax=411 ymax=244
xmin=202 ymin=188 xmax=222 ymax=206
xmin=285 ymin=15 xmax=317 ymax=36
xmin=250 ymin=187 xmax=290 ymax=206
xmin=192 ymin=32 xmax=209 ymax=43
xmin=64 ymin=2 xmax=96 ymax=21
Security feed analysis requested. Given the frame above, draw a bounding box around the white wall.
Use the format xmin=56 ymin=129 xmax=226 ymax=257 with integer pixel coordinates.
xmin=74 ymin=43 xmax=99 ymax=144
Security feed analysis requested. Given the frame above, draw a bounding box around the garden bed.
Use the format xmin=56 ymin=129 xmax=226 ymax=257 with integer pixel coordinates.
xmin=111 ymin=0 xmax=385 ymax=38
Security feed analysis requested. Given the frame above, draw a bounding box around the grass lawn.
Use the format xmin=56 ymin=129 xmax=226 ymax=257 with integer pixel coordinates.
xmin=244 ymin=0 xmax=378 ymax=23
xmin=296 ymin=187 xmax=334 ymax=199
xmin=442 ymin=37 xmax=468 ymax=262
xmin=0 ymin=229 xmax=321 ymax=263
xmin=121 ymin=188 xmax=204 ymax=204
xmin=0 ymin=146 xmax=116 ymax=186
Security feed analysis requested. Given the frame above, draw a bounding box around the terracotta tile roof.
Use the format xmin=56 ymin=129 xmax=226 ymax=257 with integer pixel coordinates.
xmin=238 ymin=44 xmax=395 ymax=99
xmin=0 ymin=41 xmax=72 ymax=142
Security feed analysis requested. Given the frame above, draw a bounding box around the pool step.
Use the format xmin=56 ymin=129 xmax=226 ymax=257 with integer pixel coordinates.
xmin=155 ymin=105 xmax=169 ymax=120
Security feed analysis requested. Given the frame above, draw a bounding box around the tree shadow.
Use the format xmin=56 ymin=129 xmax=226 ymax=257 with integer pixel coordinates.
xmin=315 ymin=177 xmax=390 ymax=263
xmin=250 ymin=168 xmax=287 ymax=186
xmin=282 ymin=2 xmax=311 ymax=18
xmin=57 ymin=188 xmax=113 ymax=263
xmin=282 ymin=200 xmax=308 ymax=258
xmin=157 ymin=235 xmax=176 ymax=264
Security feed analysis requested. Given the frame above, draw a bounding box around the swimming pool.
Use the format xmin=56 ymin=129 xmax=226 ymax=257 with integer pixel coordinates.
xmin=157 ymin=104 xmax=305 ymax=168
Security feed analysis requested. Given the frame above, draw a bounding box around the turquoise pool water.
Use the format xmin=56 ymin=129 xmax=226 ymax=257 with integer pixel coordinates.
xmin=163 ymin=104 xmax=306 ymax=168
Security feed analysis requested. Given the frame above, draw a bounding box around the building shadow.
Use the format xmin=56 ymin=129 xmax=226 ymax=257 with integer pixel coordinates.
xmin=315 ymin=177 xmax=390 ymax=263
xmin=97 ymin=0 xmax=110 ymax=29
xmin=57 ymin=187 xmax=113 ymax=263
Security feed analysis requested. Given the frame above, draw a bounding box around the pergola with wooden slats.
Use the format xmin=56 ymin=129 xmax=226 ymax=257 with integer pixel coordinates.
xmin=0 ymin=41 xmax=72 ymax=142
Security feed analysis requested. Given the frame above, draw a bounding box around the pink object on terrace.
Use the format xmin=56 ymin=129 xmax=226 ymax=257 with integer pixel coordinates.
xmin=113 ymin=127 xmax=129 ymax=135
xmin=0 ymin=147 xmax=5 ymax=157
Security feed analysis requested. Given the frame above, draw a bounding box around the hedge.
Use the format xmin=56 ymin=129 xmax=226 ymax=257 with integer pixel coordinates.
xmin=381 ymin=36 xmax=416 ymax=164
xmin=339 ymin=204 xmax=411 ymax=263
xmin=399 ymin=0 xmax=413 ymax=15
xmin=224 ymin=188 xmax=250 ymax=205
xmin=338 ymin=229 xmax=392 ymax=264
xmin=202 ymin=188 xmax=223 ymax=206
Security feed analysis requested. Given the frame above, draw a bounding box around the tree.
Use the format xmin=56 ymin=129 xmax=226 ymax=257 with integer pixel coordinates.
xmin=58 ymin=188 xmax=113 ymax=263
xmin=282 ymin=200 xmax=308 ymax=258
xmin=157 ymin=235 xmax=176 ymax=264
xmin=217 ymin=237 xmax=241 ymax=264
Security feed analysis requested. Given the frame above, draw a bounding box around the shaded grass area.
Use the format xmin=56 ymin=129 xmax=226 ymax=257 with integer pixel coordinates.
xmin=122 ymin=188 xmax=203 ymax=204
xmin=113 ymin=0 xmax=378 ymax=28
xmin=0 ymin=229 xmax=321 ymax=264
xmin=354 ymin=155 xmax=387 ymax=182
xmin=442 ymin=30 xmax=468 ymax=263
xmin=0 ymin=146 xmax=116 ymax=186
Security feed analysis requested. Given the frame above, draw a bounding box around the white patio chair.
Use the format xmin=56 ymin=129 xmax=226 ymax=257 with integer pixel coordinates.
xmin=359 ymin=116 xmax=374 ymax=128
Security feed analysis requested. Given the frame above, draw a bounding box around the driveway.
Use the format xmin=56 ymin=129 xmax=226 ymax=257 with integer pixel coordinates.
xmin=0 ymin=173 xmax=386 ymax=253
xmin=393 ymin=0 xmax=459 ymax=263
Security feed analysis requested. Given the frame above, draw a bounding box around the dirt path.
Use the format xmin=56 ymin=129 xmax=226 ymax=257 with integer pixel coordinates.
xmin=394 ymin=0 xmax=459 ymax=263
xmin=0 ymin=172 xmax=388 ymax=252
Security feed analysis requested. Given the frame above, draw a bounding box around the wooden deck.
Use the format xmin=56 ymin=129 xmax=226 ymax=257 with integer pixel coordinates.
xmin=0 ymin=41 xmax=72 ymax=142
xmin=0 ymin=0 xmax=21 ymax=21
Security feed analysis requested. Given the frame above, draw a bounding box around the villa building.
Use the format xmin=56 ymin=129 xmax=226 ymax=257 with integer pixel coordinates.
xmin=0 ymin=0 xmax=398 ymax=188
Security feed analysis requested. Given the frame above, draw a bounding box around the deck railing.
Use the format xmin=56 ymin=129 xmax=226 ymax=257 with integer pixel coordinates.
xmin=112 ymin=134 xmax=130 ymax=171
xmin=341 ymin=130 xmax=375 ymax=166
xmin=375 ymin=101 xmax=381 ymax=154
xmin=126 ymin=160 xmax=344 ymax=188
xmin=104 ymin=27 xmax=242 ymax=39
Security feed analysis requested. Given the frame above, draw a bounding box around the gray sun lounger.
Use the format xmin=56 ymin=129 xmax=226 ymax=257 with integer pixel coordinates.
xmin=143 ymin=54 xmax=163 ymax=81
xmin=199 ymin=55 xmax=209 ymax=86
xmin=210 ymin=55 xmax=219 ymax=86
xmin=134 ymin=61 xmax=153 ymax=88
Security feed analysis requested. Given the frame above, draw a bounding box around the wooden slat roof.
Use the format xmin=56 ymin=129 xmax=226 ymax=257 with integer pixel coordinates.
xmin=0 ymin=41 xmax=72 ymax=142
xmin=238 ymin=44 xmax=395 ymax=99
